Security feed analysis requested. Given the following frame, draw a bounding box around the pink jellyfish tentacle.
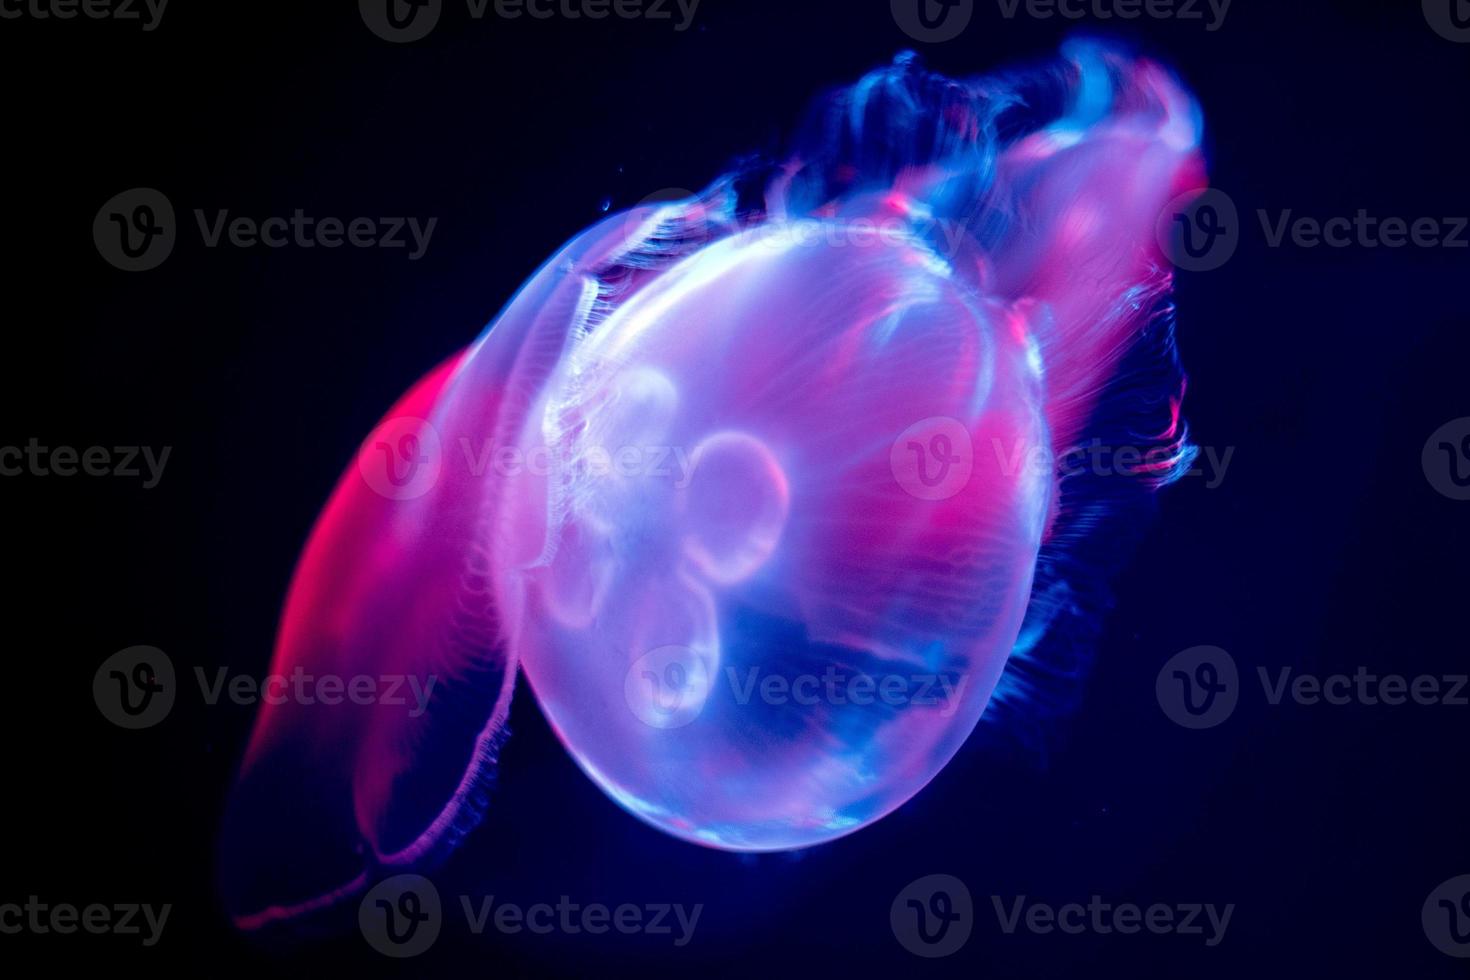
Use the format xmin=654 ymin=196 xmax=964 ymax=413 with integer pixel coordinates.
xmin=221 ymin=182 xmax=744 ymax=930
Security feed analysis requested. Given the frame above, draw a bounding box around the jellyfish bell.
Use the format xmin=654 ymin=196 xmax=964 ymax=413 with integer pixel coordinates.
xmin=494 ymin=40 xmax=1206 ymax=849
xmin=499 ymin=215 xmax=1053 ymax=848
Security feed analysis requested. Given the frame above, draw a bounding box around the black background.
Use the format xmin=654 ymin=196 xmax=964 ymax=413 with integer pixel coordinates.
xmin=2 ymin=0 xmax=1467 ymax=976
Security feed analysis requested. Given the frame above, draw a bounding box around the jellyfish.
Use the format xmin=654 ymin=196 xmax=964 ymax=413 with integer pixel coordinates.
xmin=221 ymin=39 xmax=1208 ymax=927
